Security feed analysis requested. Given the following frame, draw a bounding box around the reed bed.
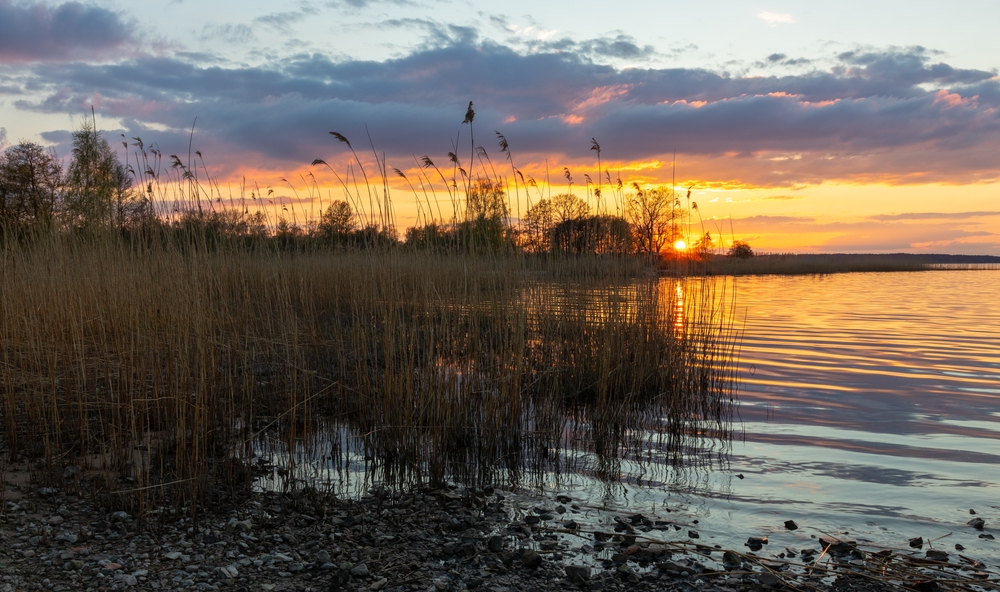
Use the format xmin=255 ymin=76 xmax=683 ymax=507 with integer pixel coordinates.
xmin=0 ymin=233 xmax=739 ymax=520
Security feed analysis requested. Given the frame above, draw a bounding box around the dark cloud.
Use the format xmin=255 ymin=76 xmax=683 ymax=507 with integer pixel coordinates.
xmin=10 ymin=32 xmax=1000 ymax=186
xmin=253 ymin=7 xmax=318 ymax=33
xmin=537 ymin=34 xmax=658 ymax=61
xmin=200 ymin=24 xmax=256 ymax=44
xmin=0 ymin=0 xmax=136 ymax=62
xmin=758 ymin=53 xmax=812 ymax=68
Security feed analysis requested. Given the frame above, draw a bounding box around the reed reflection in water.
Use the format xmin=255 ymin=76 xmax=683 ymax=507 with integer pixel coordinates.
xmin=258 ymin=275 xmax=741 ymax=495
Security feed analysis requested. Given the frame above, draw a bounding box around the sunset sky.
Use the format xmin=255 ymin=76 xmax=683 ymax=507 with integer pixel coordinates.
xmin=1 ymin=0 xmax=998 ymax=253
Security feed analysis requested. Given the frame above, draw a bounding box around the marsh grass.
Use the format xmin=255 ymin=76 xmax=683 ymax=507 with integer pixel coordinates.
xmin=0 ymin=120 xmax=742 ymax=523
xmin=0 ymin=232 xmax=738 ymax=520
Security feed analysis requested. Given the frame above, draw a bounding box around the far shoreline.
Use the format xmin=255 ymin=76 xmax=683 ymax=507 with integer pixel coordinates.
xmin=670 ymin=252 xmax=1000 ymax=276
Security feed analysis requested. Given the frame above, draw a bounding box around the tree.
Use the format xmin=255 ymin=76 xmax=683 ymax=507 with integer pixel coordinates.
xmin=522 ymin=198 xmax=554 ymax=253
xmin=317 ymin=200 xmax=355 ymax=236
xmin=63 ymin=120 xmax=122 ymax=230
xmin=625 ymin=187 xmax=682 ymax=255
xmin=0 ymin=141 xmax=62 ymax=234
xmin=551 ymin=193 xmax=590 ymax=224
xmin=463 ymin=179 xmax=510 ymax=252
xmin=692 ymin=232 xmax=715 ymax=260
xmin=727 ymin=239 xmax=754 ymax=259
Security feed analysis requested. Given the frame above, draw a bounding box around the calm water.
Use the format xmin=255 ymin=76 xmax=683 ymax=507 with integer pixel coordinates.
xmin=540 ymin=269 xmax=1000 ymax=562
xmin=262 ymin=269 xmax=1000 ymax=562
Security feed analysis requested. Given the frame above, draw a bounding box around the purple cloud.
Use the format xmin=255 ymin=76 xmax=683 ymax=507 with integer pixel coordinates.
xmin=9 ymin=31 xmax=1000 ymax=187
xmin=0 ymin=0 xmax=136 ymax=63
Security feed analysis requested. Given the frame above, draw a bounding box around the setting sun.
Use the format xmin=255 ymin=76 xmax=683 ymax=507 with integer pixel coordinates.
xmin=674 ymin=240 xmax=687 ymax=251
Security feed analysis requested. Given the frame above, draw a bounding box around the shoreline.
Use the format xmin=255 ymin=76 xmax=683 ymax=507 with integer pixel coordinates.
xmin=668 ymin=253 xmax=1000 ymax=277
xmin=2 ymin=477 xmax=995 ymax=592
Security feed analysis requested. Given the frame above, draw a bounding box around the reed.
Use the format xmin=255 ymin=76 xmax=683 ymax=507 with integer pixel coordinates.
xmin=0 ymin=230 xmax=738 ymax=521
xmin=0 ymin=115 xmax=741 ymax=522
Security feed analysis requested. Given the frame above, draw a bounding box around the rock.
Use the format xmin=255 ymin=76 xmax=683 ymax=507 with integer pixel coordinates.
xmin=979 ymin=534 xmax=995 ymax=540
xmin=909 ymin=537 xmax=924 ymax=548
xmin=819 ymin=536 xmax=856 ymax=555
xmin=521 ymin=550 xmax=542 ymax=568
xmin=316 ymin=549 xmax=331 ymax=564
xmin=119 ymin=574 xmax=137 ymax=586
xmin=784 ymin=520 xmax=798 ymax=530
xmin=47 ymin=515 xmax=64 ymax=526
xmin=488 ymin=536 xmax=504 ymax=552
xmin=565 ymin=565 xmax=591 ymax=582
xmin=370 ymin=578 xmax=388 ymax=591
xmin=350 ymin=563 xmax=370 ymax=577
xmin=757 ymin=573 xmax=780 ymax=586
xmin=967 ymin=518 xmax=985 ymax=530
xmin=688 ymin=530 xmax=699 ymax=539
xmin=746 ymin=536 xmax=767 ymax=550
xmin=926 ymin=549 xmax=949 ymax=560
xmin=110 ymin=511 xmax=129 ymax=522
xmin=722 ymin=551 xmax=742 ymax=567
xmin=970 ymin=509 xmax=977 ymax=514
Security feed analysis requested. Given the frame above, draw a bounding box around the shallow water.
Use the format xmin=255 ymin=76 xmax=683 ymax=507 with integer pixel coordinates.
xmin=547 ymin=269 xmax=1000 ymax=562
xmin=261 ymin=269 xmax=1000 ymax=563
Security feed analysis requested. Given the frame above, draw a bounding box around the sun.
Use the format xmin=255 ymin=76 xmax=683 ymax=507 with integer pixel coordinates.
xmin=674 ymin=240 xmax=687 ymax=251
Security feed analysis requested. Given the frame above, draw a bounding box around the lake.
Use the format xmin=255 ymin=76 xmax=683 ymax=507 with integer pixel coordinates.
xmin=536 ymin=269 xmax=1000 ymax=563
xmin=259 ymin=268 xmax=1000 ymax=563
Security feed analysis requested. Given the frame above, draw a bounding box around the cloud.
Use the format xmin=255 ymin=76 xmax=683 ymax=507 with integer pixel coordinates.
xmin=758 ymin=12 xmax=793 ymax=26
xmin=9 ymin=33 xmax=1000 ymax=188
xmin=0 ymin=126 xmax=8 ymax=149
xmin=867 ymin=211 xmax=1000 ymax=221
xmin=762 ymin=195 xmax=806 ymax=200
xmin=0 ymin=0 xmax=137 ymax=62
xmin=534 ymin=34 xmax=658 ymax=62
xmin=200 ymin=24 xmax=256 ymax=44
xmin=253 ymin=7 xmax=319 ymax=33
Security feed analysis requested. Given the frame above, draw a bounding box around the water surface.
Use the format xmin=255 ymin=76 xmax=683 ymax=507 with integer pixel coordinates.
xmin=557 ymin=269 xmax=1000 ymax=562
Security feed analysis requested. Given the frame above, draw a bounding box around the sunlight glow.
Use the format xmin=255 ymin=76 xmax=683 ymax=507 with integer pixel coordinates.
xmin=674 ymin=240 xmax=687 ymax=251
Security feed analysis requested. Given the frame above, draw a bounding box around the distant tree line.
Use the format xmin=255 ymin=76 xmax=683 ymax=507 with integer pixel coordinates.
xmin=1 ymin=122 xmax=754 ymax=258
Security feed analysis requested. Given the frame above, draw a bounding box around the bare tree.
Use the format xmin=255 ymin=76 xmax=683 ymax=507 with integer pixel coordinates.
xmin=0 ymin=141 xmax=62 ymax=234
xmin=625 ymin=187 xmax=682 ymax=255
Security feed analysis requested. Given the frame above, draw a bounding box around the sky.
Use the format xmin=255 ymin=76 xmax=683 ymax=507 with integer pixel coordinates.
xmin=1 ymin=0 xmax=999 ymax=254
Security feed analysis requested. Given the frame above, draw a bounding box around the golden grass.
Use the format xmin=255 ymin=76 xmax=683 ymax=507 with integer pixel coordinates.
xmin=0 ymin=234 xmax=740 ymax=519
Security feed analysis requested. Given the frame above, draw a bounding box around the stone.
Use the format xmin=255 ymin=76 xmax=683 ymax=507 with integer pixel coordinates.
xmin=350 ymin=563 xmax=369 ymax=577
xmin=784 ymin=520 xmax=798 ymax=530
xmin=967 ymin=518 xmax=986 ymax=530
xmin=758 ymin=573 xmax=780 ymax=586
xmin=565 ymin=565 xmax=591 ymax=582
xmin=521 ymin=550 xmax=542 ymax=568
xmin=688 ymin=530 xmax=699 ymax=539
xmin=47 ymin=516 xmax=64 ymax=526
xmin=723 ymin=551 xmax=741 ymax=567
xmin=909 ymin=537 xmax=924 ymax=548
xmin=926 ymin=549 xmax=949 ymax=560
xmin=119 ymin=574 xmax=137 ymax=586
xmin=370 ymin=578 xmax=388 ymax=591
